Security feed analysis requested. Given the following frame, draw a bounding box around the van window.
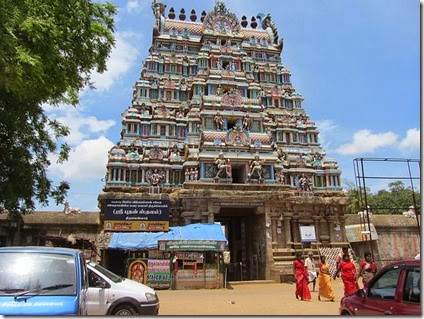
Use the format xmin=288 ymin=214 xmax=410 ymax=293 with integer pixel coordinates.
xmin=0 ymin=252 xmax=76 ymax=296
xmin=89 ymin=263 xmax=123 ymax=283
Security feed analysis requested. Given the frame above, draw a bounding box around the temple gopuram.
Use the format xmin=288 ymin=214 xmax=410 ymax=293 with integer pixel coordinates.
xmin=98 ymin=0 xmax=349 ymax=282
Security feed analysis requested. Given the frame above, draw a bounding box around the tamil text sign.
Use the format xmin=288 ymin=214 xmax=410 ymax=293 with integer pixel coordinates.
xmin=158 ymin=240 xmax=227 ymax=251
xmin=103 ymin=199 xmax=169 ymax=231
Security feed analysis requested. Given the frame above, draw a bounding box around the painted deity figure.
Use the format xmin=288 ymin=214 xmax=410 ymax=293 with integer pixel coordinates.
xmin=242 ymin=113 xmax=252 ymax=130
xmin=152 ymin=1 xmax=166 ymax=34
xmin=169 ymin=144 xmax=181 ymax=163
xmin=249 ymin=154 xmax=263 ymax=180
xmin=214 ymin=112 xmax=224 ymax=131
xmin=215 ymin=152 xmax=231 ymax=178
xmin=150 ymin=168 xmax=162 ymax=186
xmin=275 ymin=168 xmax=285 ymax=184
xmin=299 ymin=173 xmax=311 ymax=191
xmin=193 ymin=167 xmax=198 ymax=180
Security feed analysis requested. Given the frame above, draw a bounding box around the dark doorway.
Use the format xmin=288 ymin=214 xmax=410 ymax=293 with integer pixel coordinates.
xmin=231 ymin=165 xmax=246 ymax=183
xmin=103 ymin=249 xmax=128 ymax=277
xmin=215 ymin=207 xmax=264 ymax=281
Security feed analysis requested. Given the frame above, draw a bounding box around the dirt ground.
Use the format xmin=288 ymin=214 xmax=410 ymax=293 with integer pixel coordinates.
xmin=156 ymin=279 xmax=346 ymax=316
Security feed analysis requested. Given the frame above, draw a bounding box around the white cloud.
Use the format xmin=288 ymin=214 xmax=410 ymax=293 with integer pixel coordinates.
xmin=44 ymin=106 xmax=115 ymax=145
xmin=89 ymin=32 xmax=140 ymax=91
xmin=335 ymin=129 xmax=398 ymax=155
xmin=398 ymin=128 xmax=420 ymax=153
xmin=49 ymin=136 xmax=115 ymax=181
xmin=61 ymin=114 xmax=115 ymax=146
xmin=126 ymin=0 xmax=141 ymax=12
xmin=314 ymin=119 xmax=338 ymax=151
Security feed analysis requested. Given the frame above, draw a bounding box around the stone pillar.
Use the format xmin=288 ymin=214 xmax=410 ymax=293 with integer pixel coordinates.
xmin=291 ymin=216 xmax=300 ymax=243
xmin=326 ymin=215 xmax=335 ymax=244
xmin=165 ymin=169 xmax=169 ymax=184
xmin=207 ymin=212 xmax=214 ymax=223
xmin=271 ymin=217 xmax=278 ymax=247
xmin=282 ymin=212 xmax=293 ymax=247
xmin=338 ymin=215 xmax=347 ymax=242
xmin=312 ymin=215 xmax=321 ymax=243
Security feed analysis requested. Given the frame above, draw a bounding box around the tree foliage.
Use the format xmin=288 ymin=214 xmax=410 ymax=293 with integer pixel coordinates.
xmin=346 ymin=181 xmax=420 ymax=215
xmin=0 ymin=0 xmax=117 ymax=217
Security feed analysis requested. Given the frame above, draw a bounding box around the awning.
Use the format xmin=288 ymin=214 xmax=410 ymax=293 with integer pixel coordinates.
xmin=108 ymin=223 xmax=227 ymax=250
xmin=345 ymin=223 xmax=378 ymax=243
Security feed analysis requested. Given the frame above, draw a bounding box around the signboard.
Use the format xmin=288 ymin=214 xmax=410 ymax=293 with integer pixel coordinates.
xmin=345 ymin=224 xmax=378 ymax=242
xmin=104 ymin=220 xmax=169 ymax=232
xmin=158 ymin=240 xmax=227 ymax=251
xmin=147 ymin=259 xmax=171 ymax=289
xmin=299 ymin=225 xmax=316 ymax=242
xmin=103 ymin=199 xmax=169 ymax=231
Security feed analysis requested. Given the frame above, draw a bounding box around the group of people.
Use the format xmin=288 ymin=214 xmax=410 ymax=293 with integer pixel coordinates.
xmin=293 ymin=246 xmax=377 ymax=302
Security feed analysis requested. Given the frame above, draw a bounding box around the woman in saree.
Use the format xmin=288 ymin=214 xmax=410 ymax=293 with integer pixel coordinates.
xmin=293 ymin=252 xmax=311 ymax=301
xmin=359 ymin=252 xmax=377 ymax=288
xmin=334 ymin=253 xmax=360 ymax=296
xmin=318 ymin=255 xmax=335 ymax=301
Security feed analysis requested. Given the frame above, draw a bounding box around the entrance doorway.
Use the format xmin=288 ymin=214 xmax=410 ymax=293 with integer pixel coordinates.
xmin=231 ymin=165 xmax=246 ymax=183
xmin=215 ymin=207 xmax=265 ymax=281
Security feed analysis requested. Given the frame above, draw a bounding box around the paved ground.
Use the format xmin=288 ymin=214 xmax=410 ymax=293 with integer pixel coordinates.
xmin=156 ymin=279 xmax=346 ymax=316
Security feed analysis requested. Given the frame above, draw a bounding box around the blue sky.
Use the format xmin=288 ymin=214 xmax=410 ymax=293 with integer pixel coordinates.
xmin=38 ymin=0 xmax=420 ymax=212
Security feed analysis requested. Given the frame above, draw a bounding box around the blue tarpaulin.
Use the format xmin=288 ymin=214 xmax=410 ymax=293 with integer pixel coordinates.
xmin=108 ymin=223 xmax=227 ymax=250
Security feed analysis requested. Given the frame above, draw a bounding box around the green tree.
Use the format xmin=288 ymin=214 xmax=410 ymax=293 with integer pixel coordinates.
xmin=368 ymin=181 xmax=420 ymax=214
xmin=344 ymin=180 xmax=372 ymax=214
xmin=0 ymin=0 xmax=117 ymax=218
xmin=345 ymin=180 xmax=420 ymax=215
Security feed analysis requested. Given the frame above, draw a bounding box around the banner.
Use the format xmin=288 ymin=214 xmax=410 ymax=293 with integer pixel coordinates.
xmin=103 ymin=199 xmax=170 ymax=231
xmin=104 ymin=199 xmax=169 ymax=221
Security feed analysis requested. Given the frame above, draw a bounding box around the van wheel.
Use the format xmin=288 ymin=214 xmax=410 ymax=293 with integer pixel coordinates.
xmin=112 ymin=304 xmax=137 ymax=316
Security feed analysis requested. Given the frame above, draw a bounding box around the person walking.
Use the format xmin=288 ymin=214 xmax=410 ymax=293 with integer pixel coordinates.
xmin=318 ymin=255 xmax=335 ymax=301
xmin=293 ymin=252 xmax=311 ymax=301
xmin=335 ymin=245 xmax=354 ymax=270
xmin=333 ymin=253 xmax=359 ymax=297
xmin=304 ymin=251 xmax=317 ymax=292
xmin=359 ymin=252 xmax=377 ymax=288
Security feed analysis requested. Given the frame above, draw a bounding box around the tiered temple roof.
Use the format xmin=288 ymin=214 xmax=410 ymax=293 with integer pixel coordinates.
xmin=103 ymin=0 xmax=342 ymax=192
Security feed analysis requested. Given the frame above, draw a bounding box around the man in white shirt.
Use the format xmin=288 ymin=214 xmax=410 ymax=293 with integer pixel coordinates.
xmin=305 ymin=251 xmax=317 ymax=292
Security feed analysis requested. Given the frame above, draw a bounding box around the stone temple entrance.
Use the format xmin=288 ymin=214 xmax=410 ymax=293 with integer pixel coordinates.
xmin=215 ymin=207 xmax=265 ymax=281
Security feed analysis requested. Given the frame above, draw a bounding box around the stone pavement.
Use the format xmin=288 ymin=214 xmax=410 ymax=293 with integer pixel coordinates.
xmin=156 ymin=279 xmax=346 ymax=316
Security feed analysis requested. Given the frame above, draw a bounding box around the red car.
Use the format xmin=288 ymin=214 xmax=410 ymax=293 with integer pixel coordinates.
xmin=339 ymin=259 xmax=421 ymax=316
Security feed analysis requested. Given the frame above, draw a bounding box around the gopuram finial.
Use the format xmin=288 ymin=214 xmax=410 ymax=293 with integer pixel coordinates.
xmin=152 ymin=1 xmax=166 ymax=36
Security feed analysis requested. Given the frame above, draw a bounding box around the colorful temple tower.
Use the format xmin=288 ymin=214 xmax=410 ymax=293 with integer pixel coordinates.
xmin=98 ymin=1 xmax=349 ymax=281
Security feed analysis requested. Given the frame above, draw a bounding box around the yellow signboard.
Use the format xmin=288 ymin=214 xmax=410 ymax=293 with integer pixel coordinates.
xmin=103 ymin=220 xmax=169 ymax=232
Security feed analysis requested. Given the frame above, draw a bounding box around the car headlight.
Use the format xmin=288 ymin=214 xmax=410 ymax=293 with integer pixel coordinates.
xmin=145 ymin=292 xmax=158 ymax=302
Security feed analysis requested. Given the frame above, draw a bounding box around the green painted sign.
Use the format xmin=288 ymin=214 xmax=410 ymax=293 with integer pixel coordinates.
xmin=158 ymin=240 xmax=227 ymax=251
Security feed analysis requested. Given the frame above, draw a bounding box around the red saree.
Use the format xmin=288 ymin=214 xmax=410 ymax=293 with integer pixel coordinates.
xmin=293 ymin=259 xmax=311 ymax=300
xmin=340 ymin=261 xmax=360 ymax=296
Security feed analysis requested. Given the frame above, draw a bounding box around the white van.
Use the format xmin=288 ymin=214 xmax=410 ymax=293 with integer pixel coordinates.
xmin=86 ymin=261 xmax=160 ymax=315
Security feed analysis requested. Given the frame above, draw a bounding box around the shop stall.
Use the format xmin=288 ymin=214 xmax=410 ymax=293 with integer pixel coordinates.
xmin=107 ymin=223 xmax=228 ymax=289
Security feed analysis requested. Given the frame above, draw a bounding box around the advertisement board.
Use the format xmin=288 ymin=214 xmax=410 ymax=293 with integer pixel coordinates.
xmin=103 ymin=199 xmax=170 ymax=231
